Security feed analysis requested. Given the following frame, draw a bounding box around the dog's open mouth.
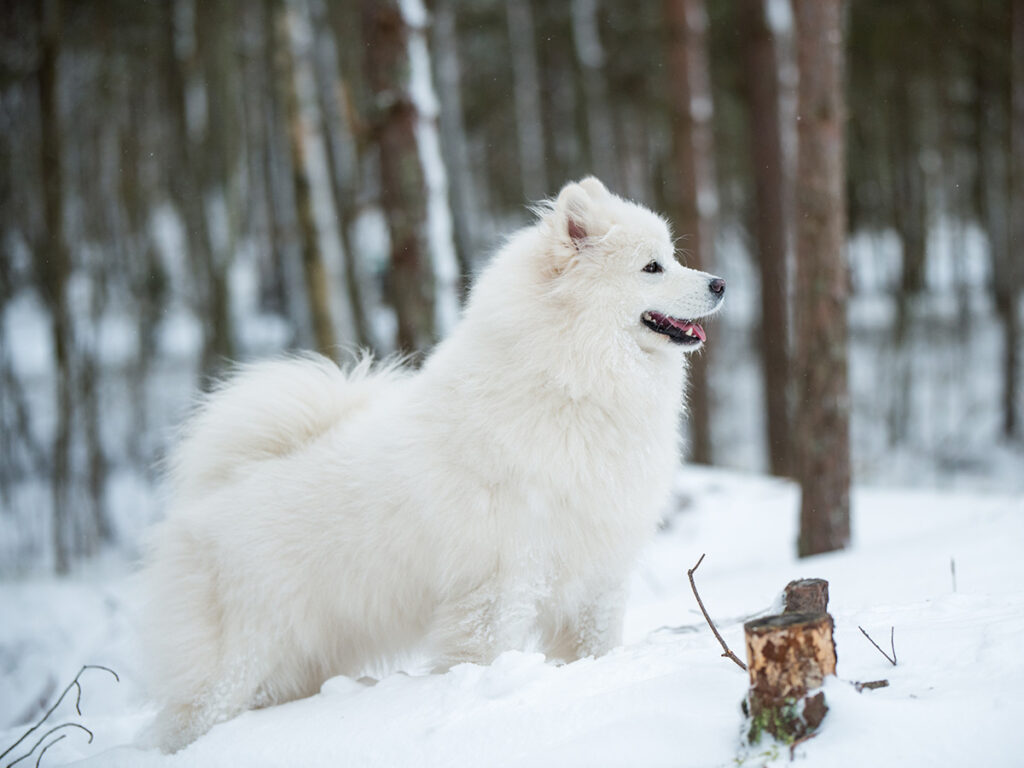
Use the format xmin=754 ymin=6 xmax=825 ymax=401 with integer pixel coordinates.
xmin=641 ymin=311 xmax=706 ymax=346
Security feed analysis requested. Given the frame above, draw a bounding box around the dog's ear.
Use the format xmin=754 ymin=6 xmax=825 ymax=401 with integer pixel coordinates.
xmin=555 ymin=180 xmax=611 ymax=251
xmin=578 ymin=176 xmax=609 ymax=201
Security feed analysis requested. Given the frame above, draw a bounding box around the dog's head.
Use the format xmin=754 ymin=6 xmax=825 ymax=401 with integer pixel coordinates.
xmin=540 ymin=177 xmax=725 ymax=355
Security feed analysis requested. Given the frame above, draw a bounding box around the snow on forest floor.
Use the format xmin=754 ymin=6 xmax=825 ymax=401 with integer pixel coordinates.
xmin=1 ymin=466 xmax=1022 ymax=767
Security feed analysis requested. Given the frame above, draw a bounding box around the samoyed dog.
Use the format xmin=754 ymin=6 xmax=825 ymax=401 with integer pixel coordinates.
xmin=141 ymin=177 xmax=725 ymax=750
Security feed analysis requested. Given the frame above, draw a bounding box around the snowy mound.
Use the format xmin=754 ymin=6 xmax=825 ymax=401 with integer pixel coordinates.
xmin=2 ymin=467 xmax=1022 ymax=767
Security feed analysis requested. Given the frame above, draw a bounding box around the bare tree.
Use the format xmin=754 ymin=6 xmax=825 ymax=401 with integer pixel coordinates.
xmin=506 ymin=0 xmax=549 ymax=202
xmin=360 ymin=0 xmax=437 ymax=353
xmin=311 ymin=0 xmax=373 ymax=350
xmin=1005 ymin=0 xmax=1023 ymax=438
xmin=162 ymin=0 xmax=232 ymax=382
xmin=572 ymin=0 xmax=619 ymax=191
xmin=35 ymin=0 xmax=73 ymax=573
xmin=664 ymin=0 xmax=717 ymax=465
xmin=792 ymin=0 xmax=851 ymax=557
xmin=432 ymin=0 xmax=479 ymax=291
xmin=274 ymin=0 xmax=337 ymax=357
xmin=741 ymin=0 xmax=791 ymax=477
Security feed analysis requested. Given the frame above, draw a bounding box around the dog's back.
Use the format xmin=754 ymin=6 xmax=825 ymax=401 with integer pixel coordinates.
xmin=166 ymin=353 xmax=403 ymax=505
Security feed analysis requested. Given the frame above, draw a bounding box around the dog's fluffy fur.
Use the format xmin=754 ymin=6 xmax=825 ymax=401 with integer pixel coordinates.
xmin=141 ymin=178 xmax=724 ymax=751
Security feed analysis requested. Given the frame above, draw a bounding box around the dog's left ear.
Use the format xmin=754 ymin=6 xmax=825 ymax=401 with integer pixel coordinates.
xmin=555 ymin=180 xmax=611 ymax=251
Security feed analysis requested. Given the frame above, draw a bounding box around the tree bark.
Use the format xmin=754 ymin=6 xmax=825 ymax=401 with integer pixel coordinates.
xmin=744 ymin=612 xmax=836 ymax=744
xmin=1006 ymin=0 xmax=1023 ymax=438
xmin=432 ymin=0 xmax=478 ymax=293
xmin=36 ymin=0 xmax=73 ymax=574
xmin=276 ymin=0 xmax=337 ymax=358
xmin=506 ymin=0 xmax=549 ymax=202
xmin=163 ymin=0 xmax=232 ymax=383
xmin=784 ymin=578 xmax=829 ymax=614
xmin=571 ymin=0 xmax=619 ymax=192
xmin=741 ymin=0 xmax=791 ymax=477
xmin=664 ymin=0 xmax=716 ymax=465
xmin=361 ymin=0 xmax=436 ymax=353
xmin=792 ymin=0 xmax=851 ymax=558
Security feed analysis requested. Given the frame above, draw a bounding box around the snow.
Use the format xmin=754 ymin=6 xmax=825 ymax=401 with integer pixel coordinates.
xmin=2 ymin=467 xmax=1021 ymax=767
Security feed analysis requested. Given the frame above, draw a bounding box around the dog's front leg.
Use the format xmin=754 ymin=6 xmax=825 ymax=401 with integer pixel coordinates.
xmin=428 ymin=583 xmax=503 ymax=672
xmin=541 ymin=584 xmax=627 ymax=662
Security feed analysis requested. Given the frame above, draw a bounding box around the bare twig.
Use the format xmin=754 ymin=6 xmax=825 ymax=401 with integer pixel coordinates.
xmin=687 ymin=553 xmax=748 ymax=672
xmin=34 ymin=735 xmax=65 ymax=768
xmin=0 ymin=665 xmax=118 ymax=764
xmin=789 ymin=730 xmax=818 ymax=761
xmin=854 ymin=679 xmax=890 ymax=692
xmin=950 ymin=557 xmax=957 ymax=593
xmin=858 ymin=626 xmax=897 ymax=666
xmin=5 ymin=724 xmax=93 ymax=768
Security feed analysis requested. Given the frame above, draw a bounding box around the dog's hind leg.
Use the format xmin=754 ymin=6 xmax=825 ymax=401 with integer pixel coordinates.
xmin=144 ymin=526 xmax=273 ymax=751
xmin=152 ymin=653 xmax=268 ymax=752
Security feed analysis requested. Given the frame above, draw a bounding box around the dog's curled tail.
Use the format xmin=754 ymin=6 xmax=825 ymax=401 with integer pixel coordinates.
xmin=165 ymin=352 xmax=404 ymax=505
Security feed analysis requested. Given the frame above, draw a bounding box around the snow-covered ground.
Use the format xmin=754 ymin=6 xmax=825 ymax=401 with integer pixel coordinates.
xmin=2 ymin=466 xmax=1021 ymax=767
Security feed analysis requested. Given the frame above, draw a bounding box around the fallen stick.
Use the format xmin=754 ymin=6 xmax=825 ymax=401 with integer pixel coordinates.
xmin=854 ymin=679 xmax=890 ymax=692
xmin=858 ymin=625 xmax=897 ymax=666
xmin=687 ymin=553 xmax=747 ymax=672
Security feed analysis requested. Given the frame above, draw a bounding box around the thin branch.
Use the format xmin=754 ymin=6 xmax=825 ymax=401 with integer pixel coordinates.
xmin=6 ymin=724 xmax=93 ymax=768
xmin=34 ymin=735 xmax=65 ymax=768
xmin=789 ymin=730 xmax=818 ymax=761
xmin=854 ymin=679 xmax=890 ymax=692
xmin=687 ymin=553 xmax=748 ymax=672
xmin=858 ymin=626 xmax=897 ymax=666
xmin=0 ymin=666 xmax=118 ymax=763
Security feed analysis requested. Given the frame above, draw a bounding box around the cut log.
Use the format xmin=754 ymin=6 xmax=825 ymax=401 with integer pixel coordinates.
xmin=784 ymin=578 xmax=830 ymax=614
xmin=743 ymin=612 xmax=836 ymax=744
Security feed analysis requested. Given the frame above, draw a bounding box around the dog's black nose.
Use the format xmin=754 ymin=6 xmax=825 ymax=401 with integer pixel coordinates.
xmin=709 ymin=277 xmax=725 ymax=297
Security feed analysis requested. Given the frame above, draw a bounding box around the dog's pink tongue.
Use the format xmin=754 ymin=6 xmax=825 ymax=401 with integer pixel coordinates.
xmin=666 ymin=316 xmax=706 ymax=341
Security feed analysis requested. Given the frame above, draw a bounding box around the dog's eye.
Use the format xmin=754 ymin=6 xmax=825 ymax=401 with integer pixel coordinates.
xmin=642 ymin=261 xmax=663 ymax=274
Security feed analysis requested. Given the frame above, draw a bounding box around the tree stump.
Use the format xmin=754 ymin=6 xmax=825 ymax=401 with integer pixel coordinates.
xmin=743 ymin=612 xmax=836 ymax=744
xmin=784 ymin=578 xmax=829 ymax=614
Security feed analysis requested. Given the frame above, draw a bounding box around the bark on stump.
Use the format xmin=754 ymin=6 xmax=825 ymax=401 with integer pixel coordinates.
xmin=744 ymin=612 xmax=836 ymax=744
xmin=784 ymin=578 xmax=830 ymax=614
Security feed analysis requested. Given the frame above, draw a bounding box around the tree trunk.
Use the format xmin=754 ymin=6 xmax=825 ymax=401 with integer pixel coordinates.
xmin=402 ymin=0 xmax=461 ymax=338
xmin=258 ymin=0 xmax=299 ymax=329
xmin=571 ymin=0 xmax=619 ymax=191
xmin=744 ymin=612 xmax=836 ymax=744
xmin=195 ymin=0 xmax=236 ymax=378
xmin=783 ymin=578 xmax=829 ymax=614
xmin=792 ymin=0 xmax=851 ymax=558
xmin=741 ymin=0 xmax=791 ymax=477
xmin=887 ymin=70 xmax=926 ymax=446
xmin=275 ymin=0 xmax=337 ymax=358
xmin=311 ymin=2 xmax=376 ymax=352
xmin=432 ymin=0 xmax=478 ymax=292
xmin=163 ymin=0 xmax=231 ymax=383
xmin=1006 ymin=0 xmax=1023 ymax=438
xmin=361 ymin=0 xmax=436 ymax=354
xmin=506 ymin=0 xmax=549 ymax=202
xmin=36 ymin=0 xmax=73 ymax=574
xmin=664 ymin=0 xmax=716 ymax=465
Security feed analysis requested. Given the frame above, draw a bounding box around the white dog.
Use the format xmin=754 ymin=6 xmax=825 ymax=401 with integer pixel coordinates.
xmin=141 ymin=177 xmax=724 ymax=750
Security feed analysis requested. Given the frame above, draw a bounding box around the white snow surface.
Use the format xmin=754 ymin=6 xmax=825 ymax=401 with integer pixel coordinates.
xmin=1 ymin=466 xmax=1022 ymax=767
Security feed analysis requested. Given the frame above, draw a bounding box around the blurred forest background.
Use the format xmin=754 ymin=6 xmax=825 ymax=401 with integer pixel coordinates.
xmin=0 ymin=0 xmax=1021 ymax=574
